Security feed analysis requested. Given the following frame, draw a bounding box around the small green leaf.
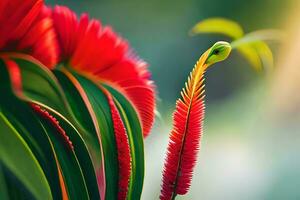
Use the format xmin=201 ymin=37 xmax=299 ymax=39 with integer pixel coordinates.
xmin=0 ymin=112 xmax=52 ymax=200
xmin=190 ymin=17 xmax=244 ymax=39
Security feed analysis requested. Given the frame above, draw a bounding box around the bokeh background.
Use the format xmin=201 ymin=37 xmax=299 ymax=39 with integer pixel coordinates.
xmin=46 ymin=0 xmax=300 ymax=199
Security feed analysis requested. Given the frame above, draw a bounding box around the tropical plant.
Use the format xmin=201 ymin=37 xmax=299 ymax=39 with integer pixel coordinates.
xmin=0 ymin=1 xmax=154 ymax=199
xmin=0 ymin=1 xmax=278 ymax=200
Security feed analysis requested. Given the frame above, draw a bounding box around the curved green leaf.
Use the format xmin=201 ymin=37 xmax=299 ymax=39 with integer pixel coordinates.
xmin=6 ymin=54 xmax=71 ymax=117
xmin=0 ymin=112 xmax=52 ymax=200
xmin=1 ymin=59 xmax=97 ymax=199
xmin=254 ymin=42 xmax=274 ymax=72
xmin=190 ymin=17 xmax=244 ymax=39
xmin=236 ymin=42 xmax=274 ymax=72
xmin=71 ymin=72 xmax=118 ymax=200
xmin=0 ymin=98 xmax=63 ymax=200
xmin=54 ymin=69 xmax=105 ymax=199
xmin=0 ymin=59 xmax=63 ymax=199
xmin=34 ymin=107 xmax=90 ymax=200
xmin=237 ymin=45 xmax=263 ymax=72
xmin=50 ymin=109 xmax=100 ymax=200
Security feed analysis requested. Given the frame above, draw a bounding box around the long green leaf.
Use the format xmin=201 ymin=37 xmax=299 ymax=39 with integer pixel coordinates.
xmin=50 ymin=108 xmax=100 ymax=200
xmin=34 ymin=107 xmax=90 ymax=200
xmin=0 ymin=112 xmax=52 ymax=200
xmin=54 ymin=69 xmax=105 ymax=199
xmin=71 ymin=72 xmax=118 ymax=200
xmin=0 ymin=59 xmax=62 ymax=199
xmin=0 ymin=97 xmax=63 ymax=200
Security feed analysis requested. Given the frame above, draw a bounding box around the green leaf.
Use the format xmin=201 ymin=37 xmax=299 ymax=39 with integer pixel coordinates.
xmin=34 ymin=107 xmax=90 ymax=200
xmin=71 ymin=72 xmax=118 ymax=200
xmin=54 ymin=69 xmax=105 ymax=199
xmin=0 ymin=59 xmax=62 ymax=199
xmin=0 ymin=112 xmax=52 ymax=200
xmin=229 ymin=29 xmax=281 ymax=72
xmin=236 ymin=41 xmax=274 ymax=72
xmin=0 ymin=164 xmax=9 ymax=200
xmin=190 ymin=17 xmax=244 ymax=39
xmin=237 ymin=45 xmax=263 ymax=72
xmin=50 ymin=109 xmax=100 ymax=200
xmin=254 ymin=42 xmax=274 ymax=72
xmin=1 ymin=59 xmax=97 ymax=199
xmin=0 ymin=97 xmax=63 ymax=200
xmin=8 ymin=54 xmax=71 ymax=117
xmin=104 ymin=84 xmax=145 ymax=200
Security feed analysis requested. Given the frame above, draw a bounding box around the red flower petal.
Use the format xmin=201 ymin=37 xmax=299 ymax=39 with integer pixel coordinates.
xmin=51 ymin=6 xmax=156 ymax=137
xmin=0 ymin=0 xmax=42 ymax=48
xmin=17 ymin=6 xmax=59 ymax=68
xmin=0 ymin=1 xmax=59 ymax=68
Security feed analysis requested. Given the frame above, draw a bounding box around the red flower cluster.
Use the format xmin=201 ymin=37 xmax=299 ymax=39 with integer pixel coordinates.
xmin=0 ymin=0 xmax=155 ymax=137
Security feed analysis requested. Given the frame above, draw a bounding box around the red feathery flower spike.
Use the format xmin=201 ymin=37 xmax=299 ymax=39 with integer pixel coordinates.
xmin=0 ymin=0 xmax=59 ymax=68
xmin=160 ymin=41 xmax=231 ymax=200
xmin=104 ymin=90 xmax=131 ymax=200
xmin=50 ymin=6 xmax=156 ymax=137
xmin=160 ymin=51 xmax=208 ymax=200
xmin=31 ymin=103 xmax=74 ymax=151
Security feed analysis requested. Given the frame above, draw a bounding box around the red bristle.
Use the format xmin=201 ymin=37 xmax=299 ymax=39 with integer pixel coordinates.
xmin=160 ymin=51 xmax=210 ymax=200
xmin=30 ymin=103 xmax=74 ymax=150
xmin=105 ymin=91 xmax=131 ymax=200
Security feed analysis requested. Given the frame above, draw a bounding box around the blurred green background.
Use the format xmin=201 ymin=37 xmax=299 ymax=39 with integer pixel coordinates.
xmin=47 ymin=0 xmax=300 ymax=199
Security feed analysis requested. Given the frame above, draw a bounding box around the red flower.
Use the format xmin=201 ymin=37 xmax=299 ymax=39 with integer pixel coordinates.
xmin=0 ymin=0 xmax=58 ymax=68
xmin=51 ymin=6 xmax=156 ymax=137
